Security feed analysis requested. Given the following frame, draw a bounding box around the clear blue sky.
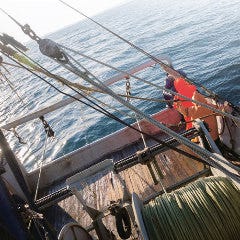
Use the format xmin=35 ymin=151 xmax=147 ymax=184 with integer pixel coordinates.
xmin=0 ymin=0 xmax=129 ymax=43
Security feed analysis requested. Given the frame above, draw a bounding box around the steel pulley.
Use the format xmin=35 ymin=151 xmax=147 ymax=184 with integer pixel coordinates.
xmin=38 ymin=39 xmax=69 ymax=63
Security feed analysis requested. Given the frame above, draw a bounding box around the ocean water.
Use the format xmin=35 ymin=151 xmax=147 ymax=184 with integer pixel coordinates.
xmin=0 ymin=0 xmax=239 ymax=171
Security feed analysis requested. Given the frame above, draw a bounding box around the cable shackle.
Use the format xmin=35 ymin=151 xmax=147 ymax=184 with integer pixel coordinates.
xmin=21 ymin=24 xmax=41 ymax=42
xmin=39 ymin=116 xmax=55 ymax=138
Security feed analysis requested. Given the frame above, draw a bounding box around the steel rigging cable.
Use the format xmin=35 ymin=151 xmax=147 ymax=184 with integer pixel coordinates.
xmin=3 ymin=49 xmax=235 ymax=182
xmin=1 ymin=24 xmax=239 ymax=180
xmin=0 ymin=49 xmax=211 ymax=168
xmin=55 ymin=54 xmax=240 ymax=185
xmin=59 ymin=44 xmax=239 ymax=122
xmin=4 ymin=40 xmax=240 ymax=180
xmin=0 ymin=17 xmax=238 ymax=121
xmin=17 ymin=46 xmax=238 ymax=181
xmin=6 ymin=41 xmax=239 ymax=125
xmin=2 ymin=50 xmax=240 ymax=189
xmin=0 ymin=27 xmax=239 ymax=180
xmin=8 ymin=44 xmax=178 ymax=106
xmin=58 ymin=0 xmax=240 ymax=112
xmin=1 ymin=6 xmax=239 ymax=114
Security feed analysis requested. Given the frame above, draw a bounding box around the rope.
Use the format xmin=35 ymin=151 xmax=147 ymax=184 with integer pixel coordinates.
xmin=126 ymin=77 xmax=167 ymax=193
xmin=30 ymin=133 xmax=52 ymax=234
xmin=89 ymin=93 xmax=135 ymax=119
xmin=58 ymin=52 xmax=240 ymax=182
xmin=57 ymin=1 xmax=201 ymax=87
xmin=12 ymin=46 xmax=97 ymax=93
xmin=3 ymin=45 xmax=240 ymax=186
xmin=7 ymin=37 xmax=240 ymax=123
xmin=1 ymin=50 xmax=214 ymax=175
xmin=142 ymin=176 xmax=240 ymax=240
xmin=1 ymin=6 xmax=239 ymax=115
xmin=58 ymin=0 xmax=239 ymax=108
xmin=11 ymin=45 xmax=191 ymax=132
xmin=2 ymin=61 xmax=25 ymax=68
xmin=34 ymin=136 xmax=49 ymax=201
xmin=60 ymin=44 xmax=240 ymax=123
xmin=125 ymin=77 xmax=148 ymax=148
xmin=13 ymin=45 xmax=176 ymax=105
xmin=0 ymin=73 xmax=26 ymax=105
xmin=0 ymin=62 xmax=11 ymax=74
xmin=136 ymin=116 xmax=147 ymax=148
xmin=2 ymin=48 xmax=240 ymax=183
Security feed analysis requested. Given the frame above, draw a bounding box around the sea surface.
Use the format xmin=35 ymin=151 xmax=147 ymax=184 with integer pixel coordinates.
xmin=0 ymin=0 xmax=240 ymax=171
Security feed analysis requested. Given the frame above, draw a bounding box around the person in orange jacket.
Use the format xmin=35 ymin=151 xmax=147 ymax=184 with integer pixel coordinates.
xmin=173 ymin=70 xmax=196 ymax=129
xmin=175 ymin=90 xmax=219 ymax=141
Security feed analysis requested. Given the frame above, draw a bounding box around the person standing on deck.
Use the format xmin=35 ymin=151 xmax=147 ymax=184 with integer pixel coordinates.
xmin=176 ymin=90 xmax=219 ymax=143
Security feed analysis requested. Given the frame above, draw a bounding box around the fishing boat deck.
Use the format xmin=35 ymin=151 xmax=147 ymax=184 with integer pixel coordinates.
xmin=40 ymin=133 xmax=208 ymax=238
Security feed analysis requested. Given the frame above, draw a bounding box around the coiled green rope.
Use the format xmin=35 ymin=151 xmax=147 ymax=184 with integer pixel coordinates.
xmin=142 ymin=177 xmax=240 ymax=240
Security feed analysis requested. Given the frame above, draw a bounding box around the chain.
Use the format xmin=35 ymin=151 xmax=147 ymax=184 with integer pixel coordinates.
xmin=21 ymin=24 xmax=41 ymax=42
xmin=125 ymin=76 xmax=131 ymax=102
xmin=39 ymin=116 xmax=54 ymax=138
xmin=125 ymin=76 xmax=150 ymax=151
xmin=12 ymin=128 xmax=26 ymax=144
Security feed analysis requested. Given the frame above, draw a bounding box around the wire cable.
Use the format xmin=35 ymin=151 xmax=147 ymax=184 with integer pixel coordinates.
xmin=1 ymin=50 xmax=217 ymax=170
xmin=13 ymin=45 xmax=178 ymax=106
xmin=59 ymin=44 xmax=240 ymax=122
xmin=58 ymin=0 xmax=239 ymax=109
xmin=2 ymin=48 xmax=240 ymax=181
xmin=56 ymin=52 xmax=240 ymax=181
